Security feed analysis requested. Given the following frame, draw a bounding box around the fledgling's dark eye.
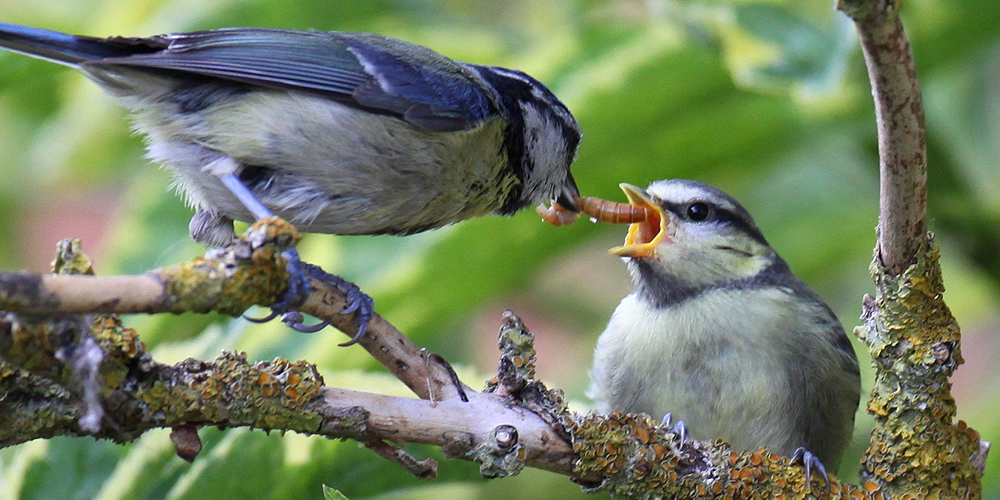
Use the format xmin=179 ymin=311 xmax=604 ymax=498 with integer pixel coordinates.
xmin=686 ymin=202 xmax=711 ymax=221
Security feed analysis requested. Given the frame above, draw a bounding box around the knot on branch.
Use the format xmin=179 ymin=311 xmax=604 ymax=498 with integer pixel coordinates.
xmin=484 ymin=311 xmax=572 ymax=442
xmin=469 ymin=424 xmax=526 ymax=479
xmin=488 ymin=310 xmax=540 ymax=396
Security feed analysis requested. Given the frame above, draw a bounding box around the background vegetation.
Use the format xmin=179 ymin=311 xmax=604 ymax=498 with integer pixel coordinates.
xmin=0 ymin=0 xmax=997 ymax=499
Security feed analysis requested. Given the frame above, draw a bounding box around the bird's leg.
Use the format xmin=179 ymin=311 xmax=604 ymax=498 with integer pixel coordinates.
xmin=215 ymin=171 xmax=311 ymax=313
xmin=661 ymin=412 xmax=689 ymax=444
xmin=790 ymin=447 xmax=830 ymax=495
xmin=212 ymin=163 xmax=373 ymax=342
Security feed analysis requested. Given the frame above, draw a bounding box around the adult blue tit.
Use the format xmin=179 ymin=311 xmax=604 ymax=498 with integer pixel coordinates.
xmin=588 ymin=180 xmax=860 ymax=476
xmin=0 ymin=23 xmax=582 ymax=340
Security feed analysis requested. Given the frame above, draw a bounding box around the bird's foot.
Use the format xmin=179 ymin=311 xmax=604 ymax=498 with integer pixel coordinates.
xmin=273 ymin=247 xmax=312 ymax=310
xmin=300 ymin=262 xmax=374 ymax=345
xmin=243 ymin=245 xmax=311 ymax=321
xmin=243 ymin=261 xmax=374 ymax=345
xmin=661 ymin=412 xmax=689 ymax=444
xmin=790 ymin=447 xmax=830 ymax=494
xmin=216 ymin=170 xmax=373 ymax=343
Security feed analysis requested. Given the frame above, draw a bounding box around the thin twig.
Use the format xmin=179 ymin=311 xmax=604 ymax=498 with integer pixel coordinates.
xmin=838 ymin=0 xmax=928 ymax=274
xmin=297 ymin=282 xmax=470 ymax=402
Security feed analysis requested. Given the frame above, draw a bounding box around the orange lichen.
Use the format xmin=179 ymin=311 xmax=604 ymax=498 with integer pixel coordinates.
xmin=136 ymin=351 xmax=324 ymax=434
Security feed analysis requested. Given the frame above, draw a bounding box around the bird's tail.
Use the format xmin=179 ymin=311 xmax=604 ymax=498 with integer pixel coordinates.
xmin=0 ymin=22 xmax=145 ymax=67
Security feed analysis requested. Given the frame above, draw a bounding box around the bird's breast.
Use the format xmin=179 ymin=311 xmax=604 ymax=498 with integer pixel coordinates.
xmin=590 ymin=287 xmax=803 ymax=445
xmin=132 ymin=88 xmax=516 ymax=235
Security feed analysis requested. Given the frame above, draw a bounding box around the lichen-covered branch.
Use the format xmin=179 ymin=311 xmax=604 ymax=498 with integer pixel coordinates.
xmin=0 ymin=219 xmax=466 ymax=403
xmin=853 ymin=240 xmax=983 ymax=498
xmin=2 ymin=239 xmax=887 ymax=496
xmin=837 ymin=0 xmax=988 ymax=498
xmin=0 ymin=297 xmax=572 ymax=478
xmin=571 ymin=411 xmax=891 ymax=499
xmin=0 ymin=313 xmax=577 ymax=475
xmin=0 ymin=273 xmax=889 ymax=496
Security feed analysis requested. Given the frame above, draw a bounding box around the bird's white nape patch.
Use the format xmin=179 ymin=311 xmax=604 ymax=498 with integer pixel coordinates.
xmin=486 ymin=67 xmax=577 ymax=131
xmin=484 ymin=67 xmax=533 ymax=86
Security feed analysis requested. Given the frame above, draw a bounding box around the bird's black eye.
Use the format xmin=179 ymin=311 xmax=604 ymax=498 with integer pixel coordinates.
xmin=686 ymin=202 xmax=711 ymax=221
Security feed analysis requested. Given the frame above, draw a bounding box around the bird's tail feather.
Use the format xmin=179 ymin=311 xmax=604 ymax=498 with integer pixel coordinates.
xmin=0 ymin=22 xmax=150 ymax=67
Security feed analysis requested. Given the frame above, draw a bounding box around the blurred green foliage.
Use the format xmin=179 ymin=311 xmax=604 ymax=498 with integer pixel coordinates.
xmin=1 ymin=1 xmax=998 ymax=499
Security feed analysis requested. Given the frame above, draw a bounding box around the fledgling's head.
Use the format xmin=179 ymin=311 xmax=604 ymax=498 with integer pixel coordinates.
xmin=610 ymin=179 xmax=782 ymax=302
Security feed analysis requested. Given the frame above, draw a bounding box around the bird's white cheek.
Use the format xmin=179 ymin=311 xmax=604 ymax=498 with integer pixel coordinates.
xmin=518 ymin=102 xmax=569 ymax=198
xmin=636 ymin=242 xmax=710 ymax=285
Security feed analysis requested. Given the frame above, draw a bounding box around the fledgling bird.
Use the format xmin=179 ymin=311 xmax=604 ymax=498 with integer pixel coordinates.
xmin=589 ymin=180 xmax=860 ymax=475
xmin=0 ymin=23 xmax=582 ymax=339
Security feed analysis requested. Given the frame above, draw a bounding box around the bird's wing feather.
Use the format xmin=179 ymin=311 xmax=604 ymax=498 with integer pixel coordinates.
xmin=84 ymin=28 xmax=492 ymax=131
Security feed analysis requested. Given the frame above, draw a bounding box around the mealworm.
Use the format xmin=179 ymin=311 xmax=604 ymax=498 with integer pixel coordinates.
xmin=578 ymin=196 xmax=653 ymax=224
xmin=536 ymin=202 xmax=579 ymax=226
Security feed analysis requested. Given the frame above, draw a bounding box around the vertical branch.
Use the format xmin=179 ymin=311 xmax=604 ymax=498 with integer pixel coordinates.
xmin=839 ymin=0 xmax=987 ymax=498
xmin=840 ymin=0 xmax=927 ymax=275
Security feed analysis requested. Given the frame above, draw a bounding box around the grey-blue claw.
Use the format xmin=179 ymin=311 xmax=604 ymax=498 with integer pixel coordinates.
xmin=790 ymin=447 xmax=830 ymax=493
xmin=244 ymin=310 xmax=280 ymax=323
xmin=301 ymin=263 xmax=374 ymax=346
xmin=242 ymin=260 xmax=372 ymax=345
xmin=661 ymin=412 xmax=689 ymax=443
xmin=278 ymin=311 xmax=331 ymax=333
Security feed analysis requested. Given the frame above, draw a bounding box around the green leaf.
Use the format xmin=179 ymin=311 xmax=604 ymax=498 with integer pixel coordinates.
xmin=322 ymin=485 xmax=349 ymax=500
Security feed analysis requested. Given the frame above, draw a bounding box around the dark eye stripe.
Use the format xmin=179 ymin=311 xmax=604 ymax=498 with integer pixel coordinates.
xmin=661 ymin=200 xmax=769 ymax=246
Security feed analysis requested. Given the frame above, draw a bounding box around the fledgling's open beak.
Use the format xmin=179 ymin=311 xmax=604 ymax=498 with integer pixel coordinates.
xmin=609 ymin=183 xmax=669 ymax=259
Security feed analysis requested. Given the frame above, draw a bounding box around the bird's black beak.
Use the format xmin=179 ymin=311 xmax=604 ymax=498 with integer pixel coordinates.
xmin=609 ymin=183 xmax=669 ymax=258
xmin=557 ymin=174 xmax=581 ymax=212
xmin=535 ymin=177 xmax=582 ymax=226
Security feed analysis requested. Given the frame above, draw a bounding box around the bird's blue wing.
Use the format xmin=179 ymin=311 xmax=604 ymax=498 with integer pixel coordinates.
xmin=338 ymin=32 xmax=494 ymax=131
xmin=85 ymin=28 xmax=493 ymax=131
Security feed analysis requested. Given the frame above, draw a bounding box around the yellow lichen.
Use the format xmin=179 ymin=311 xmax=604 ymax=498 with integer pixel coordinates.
xmin=854 ymin=237 xmax=982 ymax=499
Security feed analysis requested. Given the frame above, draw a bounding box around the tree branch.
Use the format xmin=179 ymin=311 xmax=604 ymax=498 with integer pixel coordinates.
xmin=838 ymin=0 xmax=988 ymax=497
xmin=0 ymin=219 xmax=467 ymax=402
xmin=0 ymin=319 xmax=573 ymax=473
xmin=838 ymin=0 xmax=927 ymax=275
xmin=1 ymin=230 xmax=881 ymax=497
